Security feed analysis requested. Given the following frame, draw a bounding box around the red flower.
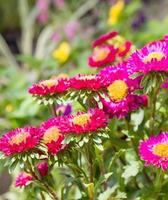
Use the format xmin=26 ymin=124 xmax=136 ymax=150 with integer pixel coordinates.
xmin=92 ymin=31 xmax=118 ymax=47
xmin=118 ymin=41 xmax=132 ymax=57
xmin=0 ymin=127 xmax=42 ymax=156
xmin=28 ymin=77 xmax=69 ymax=96
xmin=70 ymin=74 xmax=103 ymax=91
xmin=88 ymin=45 xmax=117 ymax=67
xmin=40 ymin=117 xmax=69 ymax=155
xmin=67 ymin=108 xmax=108 ymax=134
xmin=15 ymin=172 xmax=33 ymax=187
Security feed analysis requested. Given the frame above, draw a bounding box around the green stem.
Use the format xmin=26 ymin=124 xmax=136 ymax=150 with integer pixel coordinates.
xmin=40 ymin=192 xmax=45 ymax=200
xmin=26 ymin=160 xmax=59 ymax=200
xmin=150 ymin=86 xmax=160 ymax=133
xmin=154 ymin=169 xmax=164 ymax=199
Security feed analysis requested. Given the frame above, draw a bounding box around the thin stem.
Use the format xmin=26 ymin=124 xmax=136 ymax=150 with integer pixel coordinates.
xmin=150 ymin=86 xmax=160 ymax=133
xmin=40 ymin=192 xmax=45 ymax=200
xmin=52 ymin=102 xmax=57 ymax=117
xmin=26 ymin=160 xmax=59 ymax=200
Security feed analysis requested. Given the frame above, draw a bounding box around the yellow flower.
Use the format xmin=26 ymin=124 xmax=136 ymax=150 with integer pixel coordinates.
xmin=5 ymin=104 xmax=13 ymax=112
xmin=52 ymin=42 xmax=71 ymax=64
xmin=107 ymin=0 xmax=125 ymax=25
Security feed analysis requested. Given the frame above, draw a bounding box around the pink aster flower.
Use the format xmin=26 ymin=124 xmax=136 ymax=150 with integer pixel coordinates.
xmin=40 ymin=117 xmax=69 ymax=155
xmin=37 ymin=161 xmax=49 ymax=177
xmin=102 ymin=94 xmax=148 ymax=118
xmin=15 ymin=172 xmax=33 ymax=187
xmin=128 ymin=40 xmax=168 ymax=74
xmin=67 ymin=108 xmax=108 ymax=134
xmin=69 ymin=74 xmax=103 ymax=91
xmin=98 ymin=63 xmax=145 ymax=118
xmin=28 ymin=77 xmax=69 ymax=96
xmin=99 ymin=62 xmax=141 ymax=90
xmin=88 ymin=45 xmax=117 ymax=67
xmin=92 ymin=31 xmax=118 ymax=47
xmin=139 ymin=132 xmax=168 ymax=170
xmin=0 ymin=127 xmax=42 ymax=156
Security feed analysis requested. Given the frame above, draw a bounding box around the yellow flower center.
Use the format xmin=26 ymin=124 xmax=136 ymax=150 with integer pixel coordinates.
xmin=43 ymin=127 xmax=60 ymax=144
xmin=93 ymin=48 xmax=110 ymax=62
xmin=107 ymin=80 xmax=128 ymax=102
xmin=144 ymin=52 xmax=165 ymax=63
xmin=9 ymin=132 xmax=29 ymax=145
xmin=153 ymin=143 xmax=168 ymax=158
xmin=73 ymin=114 xmax=91 ymax=127
xmin=40 ymin=79 xmax=57 ymax=88
xmin=78 ymin=75 xmax=96 ymax=80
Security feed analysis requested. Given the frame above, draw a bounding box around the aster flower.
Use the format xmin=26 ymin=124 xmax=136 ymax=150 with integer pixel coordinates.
xmin=40 ymin=117 xmax=68 ymax=155
xmin=117 ymin=41 xmax=132 ymax=57
xmin=139 ymin=132 xmax=168 ymax=170
xmin=92 ymin=31 xmax=118 ymax=48
xmin=88 ymin=45 xmax=117 ymax=67
xmin=102 ymin=94 xmax=148 ymax=118
xmin=99 ymin=62 xmax=141 ymax=90
xmin=128 ymin=40 xmax=168 ymax=74
xmin=69 ymin=74 xmax=103 ymax=91
xmin=98 ymin=63 xmax=146 ymax=118
xmin=28 ymin=77 xmax=69 ymax=96
xmin=67 ymin=108 xmax=107 ymax=134
xmin=15 ymin=172 xmax=33 ymax=187
xmin=0 ymin=127 xmax=42 ymax=156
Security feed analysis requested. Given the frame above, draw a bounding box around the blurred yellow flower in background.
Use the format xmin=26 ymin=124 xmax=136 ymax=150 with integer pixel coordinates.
xmin=52 ymin=42 xmax=71 ymax=63
xmin=108 ymin=0 xmax=125 ymax=25
xmin=5 ymin=104 xmax=13 ymax=113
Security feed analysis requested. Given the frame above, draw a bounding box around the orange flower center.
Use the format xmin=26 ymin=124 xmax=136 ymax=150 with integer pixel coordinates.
xmin=43 ymin=127 xmax=60 ymax=144
xmin=73 ymin=114 xmax=91 ymax=127
xmin=93 ymin=48 xmax=110 ymax=62
xmin=118 ymin=44 xmax=126 ymax=53
xmin=40 ymin=79 xmax=57 ymax=88
xmin=9 ymin=132 xmax=29 ymax=145
xmin=144 ymin=52 xmax=165 ymax=63
xmin=107 ymin=80 xmax=128 ymax=102
xmin=153 ymin=143 xmax=168 ymax=158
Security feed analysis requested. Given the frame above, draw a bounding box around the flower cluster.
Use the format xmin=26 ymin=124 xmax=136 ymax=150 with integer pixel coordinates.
xmin=0 ymin=109 xmax=107 ymax=156
xmin=88 ymin=31 xmax=133 ymax=68
xmin=3 ymin=30 xmax=168 ymax=195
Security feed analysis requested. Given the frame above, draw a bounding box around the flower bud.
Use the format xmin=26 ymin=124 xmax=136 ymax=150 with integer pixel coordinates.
xmin=37 ymin=161 xmax=49 ymax=177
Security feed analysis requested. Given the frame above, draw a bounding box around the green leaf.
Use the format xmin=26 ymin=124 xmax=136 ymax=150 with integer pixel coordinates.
xmin=122 ymin=161 xmax=141 ymax=182
xmin=98 ymin=185 xmax=118 ymax=200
